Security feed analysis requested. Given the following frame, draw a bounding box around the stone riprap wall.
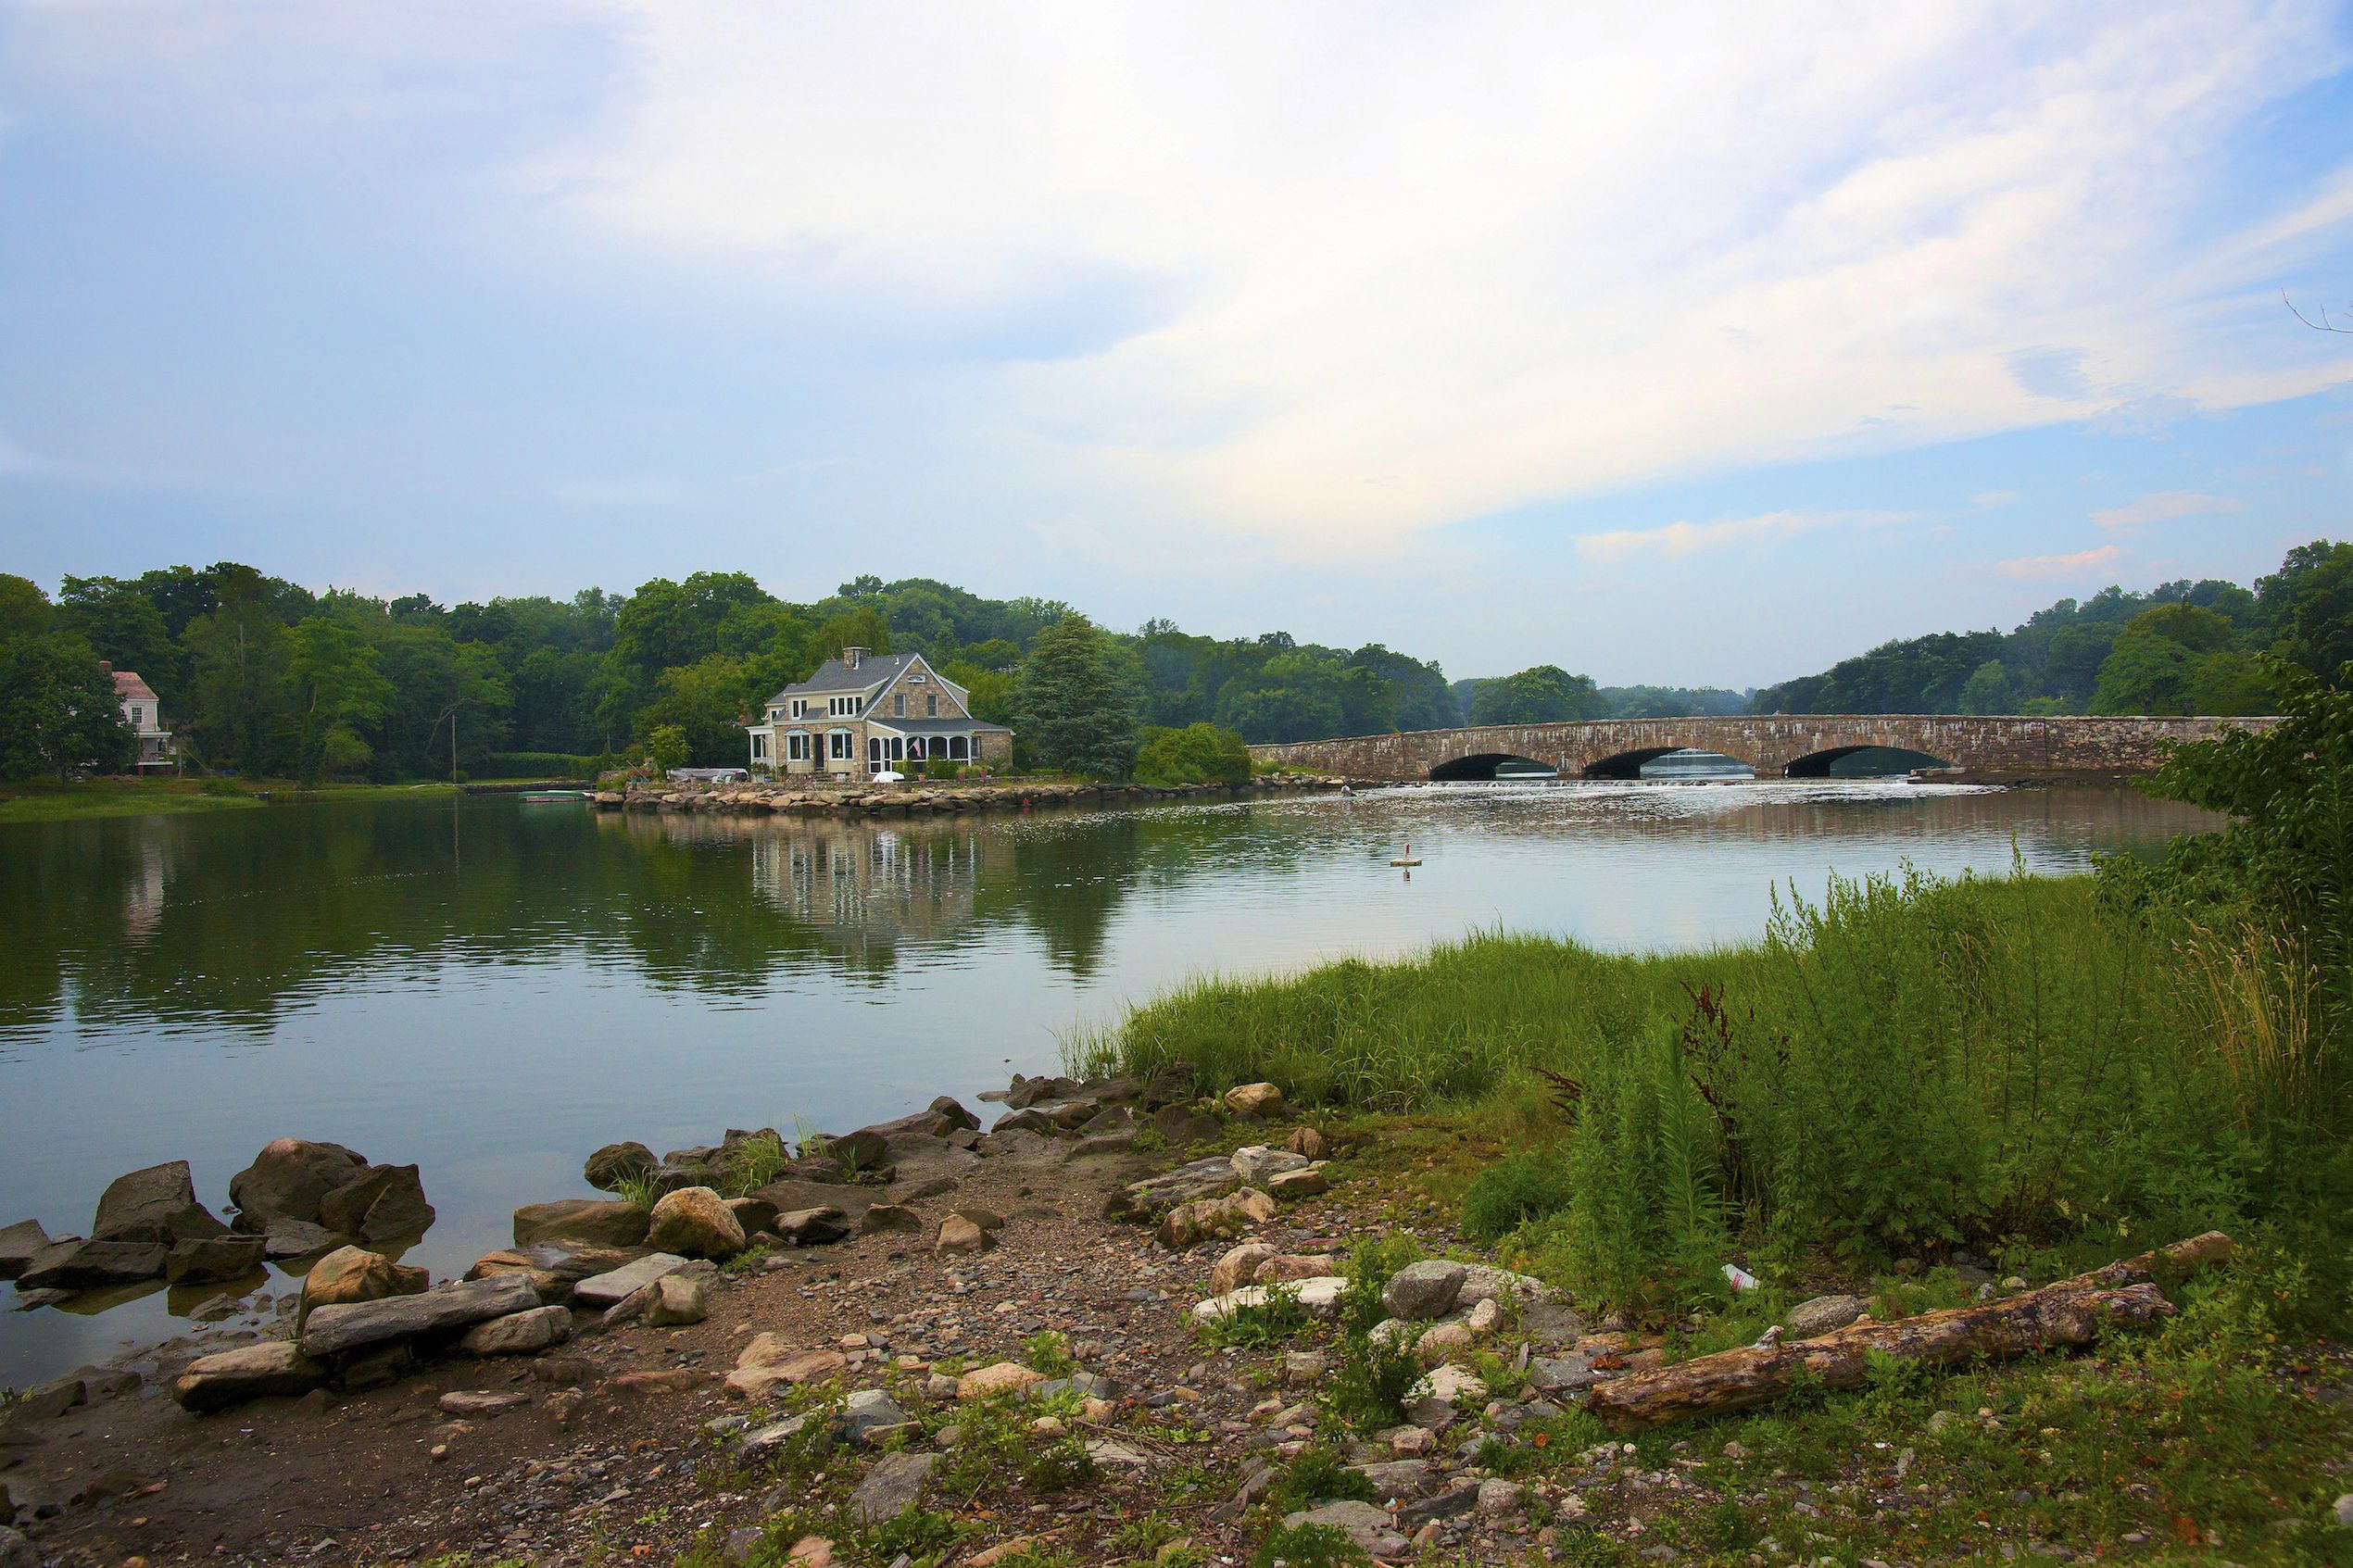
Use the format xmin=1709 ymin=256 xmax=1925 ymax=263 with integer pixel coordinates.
xmin=598 ymin=772 xmax=1344 ymax=818
xmin=1249 ymin=714 xmax=2274 ymax=783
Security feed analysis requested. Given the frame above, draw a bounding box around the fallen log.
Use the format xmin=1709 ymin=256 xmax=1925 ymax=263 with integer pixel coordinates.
xmin=1587 ymin=1231 xmax=2234 ymax=1434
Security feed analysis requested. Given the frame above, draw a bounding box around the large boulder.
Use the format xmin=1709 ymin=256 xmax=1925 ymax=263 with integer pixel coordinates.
xmin=0 ymin=1219 xmax=52 ymax=1281
xmin=1230 ymin=1147 xmax=1309 ymax=1186
xmin=641 ymin=1273 xmax=708 ymax=1327
xmin=1224 ymin=1083 xmax=1285 ymax=1117
xmin=572 ymin=1252 xmax=688 ymax=1311
xmin=1107 ymin=1157 xmax=1241 ymax=1222
xmin=164 ymin=1235 xmax=267 ymax=1285
xmin=583 ymin=1142 xmax=658 ymax=1192
xmin=1212 ymin=1242 xmax=1280 ymax=1295
xmin=849 ymin=1452 xmax=937 ymax=1526
xmin=726 ymin=1335 xmax=849 ymax=1400
xmin=317 ymin=1164 xmax=435 ymax=1243
xmin=512 ymin=1198 xmax=650 ymax=1249
xmin=300 ymin=1273 xmax=540 ymax=1357
xmin=1382 ymin=1261 xmax=1467 ymax=1322
xmin=645 ymin=1186 xmax=745 ymax=1259
xmin=228 ymin=1139 xmax=369 ymax=1230
xmin=299 ymin=1245 xmax=428 ymax=1324
xmin=457 ymin=1305 xmax=574 ymax=1356
xmin=93 ymin=1160 xmax=226 ymax=1245
xmin=1154 ymin=1188 xmax=1276 ymax=1249
xmin=171 ymin=1341 xmax=326 ymax=1412
xmin=259 ymin=1219 xmax=344 ymax=1260
xmin=18 ymin=1238 xmax=167 ymax=1289
xmin=1782 ymin=1293 xmax=1867 ymax=1340
xmin=775 ymin=1207 xmax=851 ymax=1247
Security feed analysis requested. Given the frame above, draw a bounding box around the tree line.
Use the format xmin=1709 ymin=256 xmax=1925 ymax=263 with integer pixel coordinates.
xmin=1751 ymin=540 xmax=2351 ymax=717
xmin=6 ymin=540 xmax=2340 ymax=784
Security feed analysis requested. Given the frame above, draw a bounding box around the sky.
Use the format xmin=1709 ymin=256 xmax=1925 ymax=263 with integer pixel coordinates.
xmin=4 ymin=1 xmax=2353 ymax=687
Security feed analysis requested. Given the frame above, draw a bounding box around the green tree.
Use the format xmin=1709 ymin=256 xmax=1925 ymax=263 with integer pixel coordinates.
xmin=638 ymin=653 xmax=761 ymax=766
xmin=2256 ymin=540 xmax=2353 ymax=678
xmin=645 ymin=723 xmax=690 ymax=772
xmin=0 ymin=573 xmax=55 ymax=641
xmin=1132 ymin=722 xmax=1252 ymax=786
xmin=2182 ymin=650 xmax=2275 ymax=716
xmin=1014 ymin=614 xmax=1140 ymax=778
xmin=1215 ymin=651 xmax=1349 ymax=743
xmin=57 ymin=575 xmax=178 ymax=694
xmin=0 ymin=617 xmax=132 ymax=779
xmin=1469 ymin=665 xmax=1609 ymax=724
xmin=283 ymin=617 xmax=396 ymax=782
xmin=811 ymin=606 xmax=893 ymax=663
xmin=1956 ymin=659 xmax=2017 ymax=715
xmin=182 ymin=587 xmax=291 ymax=773
xmin=2092 ymin=605 xmax=2238 ymax=714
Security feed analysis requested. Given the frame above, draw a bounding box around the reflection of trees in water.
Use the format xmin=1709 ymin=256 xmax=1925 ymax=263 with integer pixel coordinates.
xmin=0 ymin=789 xmax=2223 ymax=1040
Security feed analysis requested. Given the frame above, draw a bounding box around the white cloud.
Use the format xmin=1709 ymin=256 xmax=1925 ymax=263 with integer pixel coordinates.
xmin=1994 ymin=545 xmax=2125 ymax=579
xmin=522 ymin=0 xmax=2353 ymax=553
xmin=1575 ymin=509 xmax=1892 ymax=564
xmin=2090 ymin=490 xmax=2245 ymax=530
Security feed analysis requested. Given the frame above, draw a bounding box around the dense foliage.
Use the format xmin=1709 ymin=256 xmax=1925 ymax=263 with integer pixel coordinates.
xmin=1752 ymin=540 xmax=2346 ymax=716
xmin=0 ymin=577 xmax=133 ymax=780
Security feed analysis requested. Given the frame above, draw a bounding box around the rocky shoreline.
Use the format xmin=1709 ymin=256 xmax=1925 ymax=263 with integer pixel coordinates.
xmin=592 ymin=773 xmax=1351 ymax=818
xmin=2 ymin=1072 xmax=2344 ymax=1568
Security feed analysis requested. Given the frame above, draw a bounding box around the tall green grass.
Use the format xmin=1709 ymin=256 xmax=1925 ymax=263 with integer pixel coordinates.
xmin=1070 ymin=866 xmax=2345 ymax=1308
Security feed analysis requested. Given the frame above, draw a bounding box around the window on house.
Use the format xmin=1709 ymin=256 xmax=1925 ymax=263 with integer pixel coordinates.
xmin=829 ymin=695 xmax=860 ymax=718
xmin=828 ymin=730 xmax=853 ymax=761
xmin=786 ymin=732 xmax=811 ymax=761
xmin=751 ymin=734 xmax=767 ymax=759
xmin=893 ymin=693 xmax=906 ymax=717
xmin=791 ymin=698 xmax=807 ymax=719
xmin=925 ymin=693 xmax=938 ymax=716
xmin=129 ymin=707 xmax=143 ymax=726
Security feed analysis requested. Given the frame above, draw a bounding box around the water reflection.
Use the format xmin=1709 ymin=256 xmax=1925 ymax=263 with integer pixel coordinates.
xmin=0 ymin=782 xmax=2220 ymax=1383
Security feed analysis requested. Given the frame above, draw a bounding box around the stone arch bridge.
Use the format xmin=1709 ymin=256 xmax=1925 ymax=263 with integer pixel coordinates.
xmin=1250 ymin=714 xmax=2269 ymax=782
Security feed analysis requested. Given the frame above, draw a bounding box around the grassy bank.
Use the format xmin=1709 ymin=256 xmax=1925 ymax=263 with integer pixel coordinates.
xmin=0 ymin=777 xmax=462 ymax=823
xmin=1071 ymin=867 xmax=2347 ymax=1320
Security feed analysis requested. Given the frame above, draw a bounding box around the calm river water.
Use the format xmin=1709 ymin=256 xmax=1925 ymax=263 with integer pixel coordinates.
xmin=0 ymin=781 xmax=2215 ymax=1382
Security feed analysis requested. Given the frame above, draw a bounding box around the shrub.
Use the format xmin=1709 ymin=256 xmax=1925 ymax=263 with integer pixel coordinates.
xmin=1134 ymin=723 xmax=1251 ymax=787
xmin=1249 ymin=1523 xmax=1370 ymax=1568
xmin=480 ymin=751 xmax=596 ymax=779
xmin=924 ymin=757 xmax=960 ymax=781
xmin=1461 ymin=1148 xmax=1576 ymax=1241
xmin=1265 ymin=1444 xmax=1375 ymax=1512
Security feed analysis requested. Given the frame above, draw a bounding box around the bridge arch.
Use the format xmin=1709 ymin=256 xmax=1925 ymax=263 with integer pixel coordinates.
xmin=1780 ymin=744 xmax=1953 ymax=778
xmin=1581 ymin=746 xmax=1756 ymax=780
xmin=1428 ymin=752 xmax=1559 ymax=782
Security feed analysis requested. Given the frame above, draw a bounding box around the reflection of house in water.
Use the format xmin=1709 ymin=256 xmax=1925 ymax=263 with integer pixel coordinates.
xmin=120 ymin=835 xmax=170 ymax=939
xmin=749 ymin=821 xmax=992 ymax=953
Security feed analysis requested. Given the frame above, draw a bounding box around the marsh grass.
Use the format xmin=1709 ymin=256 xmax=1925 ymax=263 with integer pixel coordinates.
xmin=1074 ymin=866 xmax=2347 ymax=1316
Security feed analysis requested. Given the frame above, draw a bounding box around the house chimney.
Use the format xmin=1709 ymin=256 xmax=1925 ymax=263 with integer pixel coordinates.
xmin=842 ymin=646 xmax=865 ymax=670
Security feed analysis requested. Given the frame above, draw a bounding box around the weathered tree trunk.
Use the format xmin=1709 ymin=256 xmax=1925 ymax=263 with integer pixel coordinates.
xmin=1587 ymin=1232 xmax=2233 ymax=1434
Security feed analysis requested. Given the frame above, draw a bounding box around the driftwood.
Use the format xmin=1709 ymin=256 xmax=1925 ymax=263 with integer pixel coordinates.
xmin=1587 ymin=1231 xmax=2233 ymax=1434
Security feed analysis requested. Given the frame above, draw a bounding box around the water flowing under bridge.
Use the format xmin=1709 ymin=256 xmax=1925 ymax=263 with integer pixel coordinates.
xmin=1250 ymin=713 xmax=2269 ymax=782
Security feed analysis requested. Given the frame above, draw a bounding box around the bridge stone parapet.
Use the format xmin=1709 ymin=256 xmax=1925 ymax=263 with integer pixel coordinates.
xmin=1250 ymin=714 xmax=2272 ymax=782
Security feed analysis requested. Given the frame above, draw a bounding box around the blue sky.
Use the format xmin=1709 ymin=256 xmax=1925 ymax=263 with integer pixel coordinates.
xmin=4 ymin=1 xmax=2352 ymax=686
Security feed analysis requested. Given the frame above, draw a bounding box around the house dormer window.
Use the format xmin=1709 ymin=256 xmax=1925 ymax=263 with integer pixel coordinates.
xmin=829 ymin=695 xmax=859 ymax=718
xmin=790 ymin=698 xmax=808 ymax=720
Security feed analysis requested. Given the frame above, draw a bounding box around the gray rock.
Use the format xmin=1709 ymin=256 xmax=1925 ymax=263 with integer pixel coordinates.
xmin=1107 ymin=1157 xmax=1240 ymax=1221
xmin=1230 ymin=1146 xmax=1310 ymax=1186
xmin=1782 ymin=1294 xmax=1867 ymax=1339
xmin=926 ymin=1096 xmax=981 ymax=1133
xmin=165 ymin=1235 xmax=267 ymax=1284
xmin=1382 ymin=1260 xmax=1467 ymax=1321
xmin=1453 ymin=1263 xmax=1549 ymax=1309
xmin=642 ymin=1273 xmax=709 ymax=1327
xmin=19 ymin=1238 xmax=167 ymax=1289
xmin=776 ymin=1207 xmax=851 ymax=1246
xmin=261 ymin=1219 xmax=344 ymax=1260
xmin=10 ymin=1376 xmax=85 ymax=1422
xmin=2334 ymin=1493 xmax=2353 ymax=1528
xmin=584 ymin=1141 xmax=658 ymax=1191
xmin=171 ymin=1340 xmax=327 ymax=1412
xmin=1029 ymin=1371 xmax=1120 ymax=1402
xmin=1350 ymin=1459 xmax=1435 ymax=1498
xmin=93 ymin=1160 xmax=224 ymax=1245
xmin=0 ymin=1220 xmax=52 ymax=1282
xmin=1149 ymin=1105 xmax=1224 ymax=1144
xmin=512 ymin=1198 xmax=651 ymax=1249
xmin=1527 ymin=1355 xmax=1597 ymax=1393
xmin=836 ymin=1388 xmax=913 ymax=1448
xmin=1476 ymin=1479 xmax=1525 ymax=1516
xmin=300 ymin=1273 xmax=541 ymax=1356
xmin=228 ymin=1138 xmax=370 ymax=1229
xmin=859 ymin=1204 xmax=922 ymax=1235
xmin=1281 ymin=1499 xmax=1408 ymax=1557
xmin=849 ymin=1450 xmax=937 ymax=1524
xmin=317 ymin=1163 xmax=435 ymax=1243
xmin=0 ymin=1526 xmax=31 ymax=1568
xmin=573 ymin=1252 xmax=689 ymax=1310
xmin=457 ymin=1305 xmax=574 ymax=1356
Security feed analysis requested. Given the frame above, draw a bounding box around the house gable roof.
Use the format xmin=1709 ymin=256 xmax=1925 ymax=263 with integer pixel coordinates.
xmin=111 ymin=671 xmax=159 ymax=703
xmin=764 ymin=652 xmax=969 ymax=709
